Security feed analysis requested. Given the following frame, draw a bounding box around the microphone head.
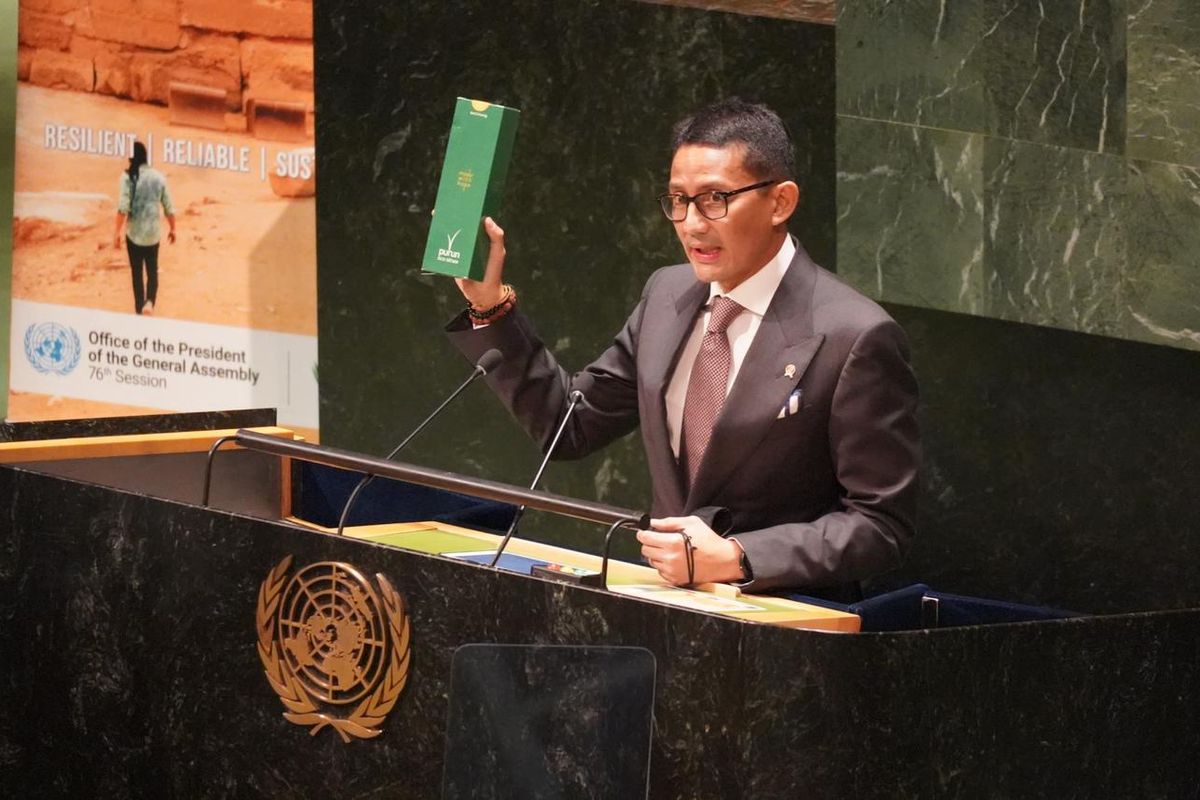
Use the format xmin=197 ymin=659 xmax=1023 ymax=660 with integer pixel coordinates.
xmin=568 ymin=389 xmax=585 ymax=405
xmin=476 ymin=348 xmax=504 ymax=375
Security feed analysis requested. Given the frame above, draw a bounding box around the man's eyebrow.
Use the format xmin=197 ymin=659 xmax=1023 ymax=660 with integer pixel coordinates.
xmin=667 ymin=180 xmax=725 ymax=193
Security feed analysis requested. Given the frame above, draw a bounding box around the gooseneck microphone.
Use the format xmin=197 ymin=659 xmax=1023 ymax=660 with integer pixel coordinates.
xmin=488 ymin=389 xmax=586 ymax=567
xmin=335 ymin=348 xmax=503 ymax=536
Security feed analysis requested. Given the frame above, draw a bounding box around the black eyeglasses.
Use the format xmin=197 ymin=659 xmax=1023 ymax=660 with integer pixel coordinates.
xmin=657 ymin=180 xmax=778 ymax=221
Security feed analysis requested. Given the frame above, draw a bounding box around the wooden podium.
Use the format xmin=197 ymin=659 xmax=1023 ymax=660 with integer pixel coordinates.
xmin=1 ymin=410 xmax=1198 ymax=799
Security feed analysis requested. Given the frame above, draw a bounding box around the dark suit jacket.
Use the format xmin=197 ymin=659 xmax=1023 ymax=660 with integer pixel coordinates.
xmin=446 ymin=242 xmax=920 ymax=594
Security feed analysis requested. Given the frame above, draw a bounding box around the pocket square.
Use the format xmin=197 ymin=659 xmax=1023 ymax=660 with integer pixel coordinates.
xmin=776 ymin=388 xmax=803 ymax=419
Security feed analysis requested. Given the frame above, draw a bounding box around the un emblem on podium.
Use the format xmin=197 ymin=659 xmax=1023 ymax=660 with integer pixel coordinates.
xmin=256 ymin=557 xmax=412 ymax=742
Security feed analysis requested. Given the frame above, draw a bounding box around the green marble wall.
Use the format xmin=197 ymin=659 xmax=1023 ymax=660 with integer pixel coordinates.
xmin=314 ymin=0 xmax=834 ymax=552
xmin=1127 ymin=0 xmax=1200 ymax=167
xmin=838 ymin=0 xmax=1200 ymax=611
xmin=838 ymin=0 xmax=1200 ymax=353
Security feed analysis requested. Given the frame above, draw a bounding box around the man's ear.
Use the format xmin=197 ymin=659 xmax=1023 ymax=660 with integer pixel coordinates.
xmin=771 ymin=181 xmax=801 ymax=225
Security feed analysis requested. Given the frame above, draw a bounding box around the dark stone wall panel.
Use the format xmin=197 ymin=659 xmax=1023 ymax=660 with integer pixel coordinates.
xmin=838 ymin=0 xmax=1126 ymax=155
xmin=981 ymin=138 xmax=1128 ymax=335
xmin=837 ymin=0 xmax=1200 ymax=357
xmin=881 ymin=302 xmax=1200 ymax=614
xmin=837 ymin=116 xmax=985 ymax=313
xmin=1123 ymin=160 xmax=1200 ymax=348
xmin=1127 ymin=0 xmax=1200 ymax=166
xmin=838 ymin=0 xmax=986 ymax=131
xmin=981 ymin=0 xmax=1126 ymax=155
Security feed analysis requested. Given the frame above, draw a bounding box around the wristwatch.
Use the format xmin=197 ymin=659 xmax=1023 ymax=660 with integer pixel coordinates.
xmin=739 ymin=549 xmax=754 ymax=582
xmin=731 ymin=538 xmax=753 ymax=582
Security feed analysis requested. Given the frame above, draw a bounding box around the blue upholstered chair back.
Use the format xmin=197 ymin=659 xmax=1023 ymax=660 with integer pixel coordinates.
xmin=292 ymin=462 xmax=517 ymax=532
xmin=785 ymin=584 xmax=1081 ymax=632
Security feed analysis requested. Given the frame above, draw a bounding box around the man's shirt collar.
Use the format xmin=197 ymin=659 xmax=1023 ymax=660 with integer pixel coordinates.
xmin=708 ymin=235 xmax=795 ymax=316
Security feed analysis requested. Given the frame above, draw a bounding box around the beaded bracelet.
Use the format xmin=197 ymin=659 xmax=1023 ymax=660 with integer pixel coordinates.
xmin=467 ymin=284 xmax=517 ymax=324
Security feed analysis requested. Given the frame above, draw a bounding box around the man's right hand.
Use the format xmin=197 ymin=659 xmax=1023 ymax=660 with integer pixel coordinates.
xmin=455 ymin=216 xmax=507 ymax=310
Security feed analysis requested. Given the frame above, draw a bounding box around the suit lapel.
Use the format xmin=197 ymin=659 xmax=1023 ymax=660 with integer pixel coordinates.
xmin=685 ymin=246 xmax=825 ymax=510
xmin=640 ymin=279 xmax=708 ymax=512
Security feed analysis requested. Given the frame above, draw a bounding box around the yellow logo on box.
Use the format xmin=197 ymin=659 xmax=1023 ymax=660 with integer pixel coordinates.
xmin=456 ymin=169 xmax=474 ymax=191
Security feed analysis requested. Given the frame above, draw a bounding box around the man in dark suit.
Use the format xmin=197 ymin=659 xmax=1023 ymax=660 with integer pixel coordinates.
xmin=447 ymin=100 xmax=919 ymax=598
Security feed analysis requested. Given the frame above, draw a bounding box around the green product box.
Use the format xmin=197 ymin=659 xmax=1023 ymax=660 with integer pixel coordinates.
xmin=422 ymin=97 xmax=520 ymax=280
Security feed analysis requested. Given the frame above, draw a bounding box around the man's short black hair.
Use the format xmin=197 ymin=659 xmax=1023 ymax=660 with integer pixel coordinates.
xmin=671 ymin=99 xmax=795 ymax=181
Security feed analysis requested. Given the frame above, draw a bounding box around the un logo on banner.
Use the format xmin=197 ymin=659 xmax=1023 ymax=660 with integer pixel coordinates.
xmin=24 ymin=323 xmax=82 ymax=376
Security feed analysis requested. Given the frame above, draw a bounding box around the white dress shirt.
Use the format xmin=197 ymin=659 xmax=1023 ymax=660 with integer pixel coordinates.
xmin=665 ymin=235 xmax=796 ymax=458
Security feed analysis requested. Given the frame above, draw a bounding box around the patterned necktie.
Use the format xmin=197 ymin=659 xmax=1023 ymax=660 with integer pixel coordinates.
xmin=681 ymin=295 xmax=744 ymax=489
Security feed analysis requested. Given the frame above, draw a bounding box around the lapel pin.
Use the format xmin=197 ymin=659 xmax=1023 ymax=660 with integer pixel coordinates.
xmin=784 ymin=364 xmax=796 ymax=379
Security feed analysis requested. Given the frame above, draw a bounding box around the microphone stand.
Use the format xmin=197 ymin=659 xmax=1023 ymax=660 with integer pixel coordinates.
xmin=335 ymin=351 xmax=500 ymax=536
xmin=488 ymin=390 xmax=585 ymax=567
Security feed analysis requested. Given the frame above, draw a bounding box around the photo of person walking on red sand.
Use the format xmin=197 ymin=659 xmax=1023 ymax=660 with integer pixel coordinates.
xmin=112 ymin=141 xmax=177 ymax=316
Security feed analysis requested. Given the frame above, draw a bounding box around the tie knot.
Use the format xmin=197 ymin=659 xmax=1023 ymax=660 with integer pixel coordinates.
xmin=706 ymin=296 xmax=743 ymax=334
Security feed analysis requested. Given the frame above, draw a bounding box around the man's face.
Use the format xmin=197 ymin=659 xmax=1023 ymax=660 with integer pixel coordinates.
xmin=667 ymin=143 xmax=786 ymax=292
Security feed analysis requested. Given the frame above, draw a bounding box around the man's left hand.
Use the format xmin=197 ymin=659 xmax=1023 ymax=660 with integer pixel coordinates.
xmin=636 ymin=516 xmax=744 ymax=586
